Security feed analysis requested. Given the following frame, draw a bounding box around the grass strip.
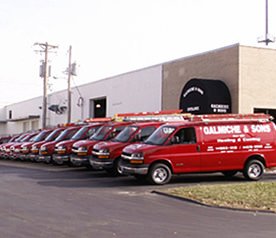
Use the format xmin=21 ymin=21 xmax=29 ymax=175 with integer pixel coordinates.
xmin=166 ymin=182 xmax=276 ymax=212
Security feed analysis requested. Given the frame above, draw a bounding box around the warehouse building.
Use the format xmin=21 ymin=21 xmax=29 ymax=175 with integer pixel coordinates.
xmin=1 ymin=43 xmax=276 ymax=135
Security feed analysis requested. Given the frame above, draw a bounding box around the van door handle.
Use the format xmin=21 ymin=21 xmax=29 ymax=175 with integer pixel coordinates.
xmin=196 ymin=145 xmax=200 ymax=152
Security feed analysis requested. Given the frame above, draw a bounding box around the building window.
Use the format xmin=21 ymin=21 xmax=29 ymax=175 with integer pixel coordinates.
xmin=23 ymin=122 xmax=29 ymax=132
xmin=254 ymin=108 xmax=276 ymax=123
xmin=9 ymin=110 xmax=12 ymax=119
xmin=31 ymin=120 xmax=39 ymax=130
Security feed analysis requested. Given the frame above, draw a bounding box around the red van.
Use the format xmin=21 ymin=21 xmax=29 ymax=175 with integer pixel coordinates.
xmin=120 ymin=114 xmax=276 ymax=185
xmin=90 ymin=121 xmax=163 ymax=176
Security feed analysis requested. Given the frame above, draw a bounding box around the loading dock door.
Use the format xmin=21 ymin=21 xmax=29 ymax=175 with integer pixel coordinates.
xmin=90 ymin=98 xmax=106 ymax=118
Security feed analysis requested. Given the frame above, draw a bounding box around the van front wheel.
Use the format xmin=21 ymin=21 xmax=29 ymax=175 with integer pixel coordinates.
xmin=243 ymin=160 xmax=264 ymax=181
xmin=147 ymin=163 xmax=172 ymax=185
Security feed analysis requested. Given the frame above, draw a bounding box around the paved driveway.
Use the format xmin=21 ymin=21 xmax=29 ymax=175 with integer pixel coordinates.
xmin=0 ymin=160 xmax=275 ymax=238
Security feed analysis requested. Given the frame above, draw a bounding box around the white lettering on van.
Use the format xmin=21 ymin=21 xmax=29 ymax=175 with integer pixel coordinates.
xmin=203 ymin=125 xmax=241 ymax=135
xmin=217 ymin=138 xmax=236 ymax=143
xmin=251 ymin=124 xmax=271 ymax=133
xmin=203 ymin=124 xmax=271 ymax=135
xmin=243 ymin=125 xmax=249 ymax=133
xmin=264 ymin=144 xmax=272 ymax=149
xmin=242 ymin=137 xmax=261 ymax=142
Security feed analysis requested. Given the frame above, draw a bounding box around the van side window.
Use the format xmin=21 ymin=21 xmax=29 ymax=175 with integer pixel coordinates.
xmin=173 ymin=127 xmax=196 ymax=144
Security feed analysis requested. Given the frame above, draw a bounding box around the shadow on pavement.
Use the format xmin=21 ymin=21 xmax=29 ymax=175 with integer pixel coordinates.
xmin=0 ymin=159 xmax=275 ymax=189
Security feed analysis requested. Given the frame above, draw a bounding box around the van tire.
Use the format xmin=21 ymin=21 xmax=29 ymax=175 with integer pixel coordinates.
xmin=147 ymin=163 xmax=172 ymax=185
xmin=243 ymin=160 xmax=264 ymax=181
xmin=222 ymin=170 xmax=238 ymax=178
xmin=106 ymin=158 xmax=122 ymax=177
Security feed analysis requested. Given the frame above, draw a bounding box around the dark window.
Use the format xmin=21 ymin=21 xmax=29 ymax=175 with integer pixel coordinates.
xmin=173 ymin=128 xmax=196 ymax=144
xmin=254 ymin=108 xmax=276 ymax=123
xmin=9 ymin=110 xmax=12 ymax=119
xmin=107 ymin=126 xmax=126 ymax=140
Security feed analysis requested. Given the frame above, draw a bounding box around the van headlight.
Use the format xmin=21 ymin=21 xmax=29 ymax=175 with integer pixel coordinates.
xmin=77 ymin=147 xmax=88 ymax=156
xmin=98 ymin=149 xmax=110 ymax=159
xmin=130 ymin=153 xmax=144 ymax=164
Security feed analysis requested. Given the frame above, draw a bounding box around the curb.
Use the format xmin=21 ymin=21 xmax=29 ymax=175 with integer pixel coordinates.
xmin=152 ymin=190 xmax=276 ymax=215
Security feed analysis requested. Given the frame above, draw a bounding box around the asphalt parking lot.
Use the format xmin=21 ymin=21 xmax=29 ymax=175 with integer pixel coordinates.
xmin=0 ymin=160 xmax=275 ymax=238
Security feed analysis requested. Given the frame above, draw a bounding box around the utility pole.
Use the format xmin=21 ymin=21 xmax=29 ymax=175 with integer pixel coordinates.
xmin=34 ymin=42 xmax=58 ymax=129
xmin=67 ymin=45 xmax=72 ymax=123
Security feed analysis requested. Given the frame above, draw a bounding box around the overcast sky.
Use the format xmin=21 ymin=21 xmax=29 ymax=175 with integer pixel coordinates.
xmin=0 ymin=0 xmax=276 ymax=107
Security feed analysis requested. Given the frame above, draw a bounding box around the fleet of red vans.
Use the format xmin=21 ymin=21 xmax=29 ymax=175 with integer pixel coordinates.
xmin=52 ymin=123 xmax=104 ymax=165
xmin=70 ymin=121 xmax=132 ymax=168
xmin=1 ymin=112 xmax=276 ymax=185
xmin=38 ymin=125 xmax=83 ymax=164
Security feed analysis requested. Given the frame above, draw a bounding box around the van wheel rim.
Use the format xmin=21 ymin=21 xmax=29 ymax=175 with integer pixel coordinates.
xmin=248 ymin=164 xmax=262 ymax=178
xmin=117 ymin=165 xmax=122 ymax=174
xmin=153 ymin=168 xmax=168 ymax=183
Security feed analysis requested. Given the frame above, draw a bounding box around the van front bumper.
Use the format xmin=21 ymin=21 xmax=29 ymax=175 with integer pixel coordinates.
xmin=19 ymin=154 xmax=29 ymax=161
xmin=89 ymin=157 xmax=113 ymax=170
xmin=29 ymin=154 xmax=38 ymax=161
xmin=52 ymin=154 xmax=70 ymax=165
xmin=70 ymin=154 xmax=91 ymax=166
xmin=38 ymin=155 xmax=52 ymax=163
xmin=119 ymin=162 xmax=149 ymax=175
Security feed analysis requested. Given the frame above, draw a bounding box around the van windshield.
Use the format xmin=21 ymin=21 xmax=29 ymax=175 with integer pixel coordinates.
xmin=33 ymin=130 xmax=51 ymax=142
xmin=145 ymin=126 xmax=176 ymax=145
xmin=112 ymin=126 xmax=138 ymax=143
xmin=45 ymin=129 xmax=61 ymax=142
xmin=90 ymin=126 xmax=112 ymax=141
xmin=71 ymin=127 xmax=87 ymax=140
xmin=55 ymin=128 xmax=79 ymax=142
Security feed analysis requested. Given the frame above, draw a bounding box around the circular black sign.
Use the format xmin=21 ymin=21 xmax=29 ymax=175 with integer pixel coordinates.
xmin=179 ymin=78 xmax=231 ymax=114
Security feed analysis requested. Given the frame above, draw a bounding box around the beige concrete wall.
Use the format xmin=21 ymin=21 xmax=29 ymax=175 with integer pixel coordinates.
xmin=162 ymin=44 xmax=240 ymax=112
xmin=239 ymin=46 xmax=276 ymax=113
